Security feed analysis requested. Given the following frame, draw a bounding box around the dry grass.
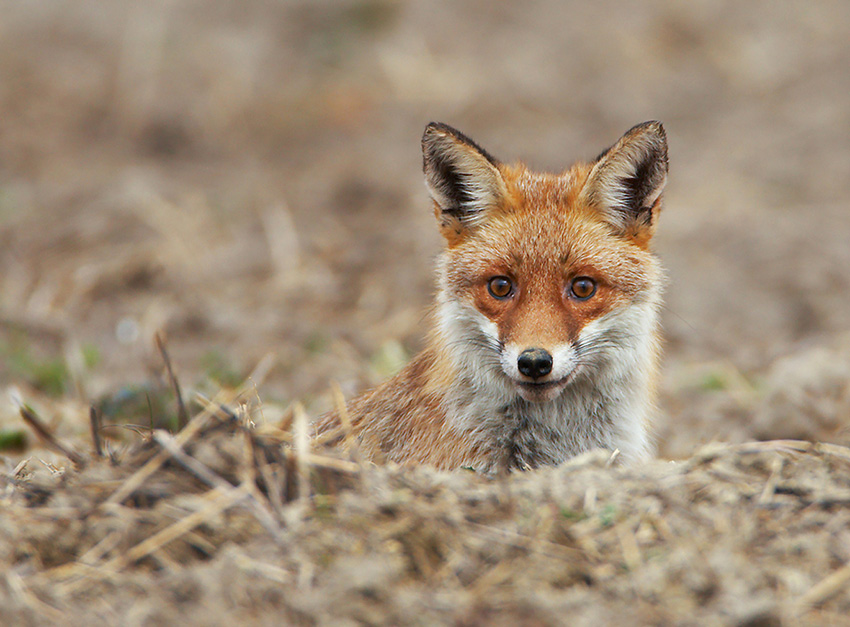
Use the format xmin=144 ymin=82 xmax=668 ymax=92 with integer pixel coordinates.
xmin=3 ymin=388 xmax=850 ymax=625
xmin=2 ymin=336 xmax=849 ymax=624
xmin=2 ymin=1 xmax=850 ymax=624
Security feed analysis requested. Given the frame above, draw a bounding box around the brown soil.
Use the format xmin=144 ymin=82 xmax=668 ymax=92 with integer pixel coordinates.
xmin=1 ymin=1 xmax=849 ymax=624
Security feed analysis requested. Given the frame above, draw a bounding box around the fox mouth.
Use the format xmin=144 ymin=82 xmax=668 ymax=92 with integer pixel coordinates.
xmin=517 ymin=379 xmax=565 ymax=390
xmin=508 ymin=361 xmax=584 ymax=401
xmin=512 ymin=376 xmax=570 ymax=401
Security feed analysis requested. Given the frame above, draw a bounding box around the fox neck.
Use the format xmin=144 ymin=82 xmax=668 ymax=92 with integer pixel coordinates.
xmin=429 ymin=278 xmax=659 ymax=473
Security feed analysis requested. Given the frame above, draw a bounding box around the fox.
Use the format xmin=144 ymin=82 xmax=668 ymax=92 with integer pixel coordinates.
xmin=316 ymin=121 xmax=668 ymax=474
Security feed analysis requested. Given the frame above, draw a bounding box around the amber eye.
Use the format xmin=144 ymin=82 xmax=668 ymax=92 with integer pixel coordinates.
xmin=570 ymin=277 xmax=597 ymax=300
xmin=487 ymin=276 xmax=514 ymax=299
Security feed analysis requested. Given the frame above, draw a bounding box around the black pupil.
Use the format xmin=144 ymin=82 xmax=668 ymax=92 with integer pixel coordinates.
xmin=574 ymin=279 xmax=592 ymax=296
xmin=492 ymin=278 xmax=510 ymax=296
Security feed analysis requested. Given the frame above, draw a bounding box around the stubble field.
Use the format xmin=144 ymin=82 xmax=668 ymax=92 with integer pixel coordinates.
xmin=1 ymin=1 xmax=849 ymax=624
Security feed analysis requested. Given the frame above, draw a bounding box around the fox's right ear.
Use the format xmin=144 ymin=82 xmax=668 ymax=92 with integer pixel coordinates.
xmin=422 ymin=122 xmax=507 ymax=241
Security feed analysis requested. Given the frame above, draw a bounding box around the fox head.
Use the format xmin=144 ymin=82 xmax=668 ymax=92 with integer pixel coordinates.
xmin=422 ymin=122 xmax=667 ymax=403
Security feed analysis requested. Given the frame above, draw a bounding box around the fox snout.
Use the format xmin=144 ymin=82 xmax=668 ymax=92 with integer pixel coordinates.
xmin=501 ymin=344 xmax=576 ymax=402
xmin=517 ymin=348 xmax=553 ymax=379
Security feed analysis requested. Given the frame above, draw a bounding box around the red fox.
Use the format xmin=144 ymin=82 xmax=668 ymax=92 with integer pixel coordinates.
xmin=317 ymin=121 xmax=668 ymax=473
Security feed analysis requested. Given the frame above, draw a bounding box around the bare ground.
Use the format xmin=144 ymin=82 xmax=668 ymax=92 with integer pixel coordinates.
xmin=1 ymin=1 xmax=850 ymax=624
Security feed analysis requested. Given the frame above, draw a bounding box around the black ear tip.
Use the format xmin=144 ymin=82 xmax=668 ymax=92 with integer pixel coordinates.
xmin=422 ymin=122 xmax=449 ymax=152
xmin=421 ymin=122 xmax=500 ymax=166
xmin=633 ymin=120 xmax=666 ymax=141
xmin=423 ymin=121 xmax=457 ymax=141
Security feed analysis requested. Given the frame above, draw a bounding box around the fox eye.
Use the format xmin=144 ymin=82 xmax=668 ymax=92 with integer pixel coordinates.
xmin=570 ymin=277 xmax=597 ymax=300
xmin=487 ymin=276 xmax=514 ymax=299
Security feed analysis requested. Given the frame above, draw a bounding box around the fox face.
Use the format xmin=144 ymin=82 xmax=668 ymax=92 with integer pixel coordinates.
xmin=317 ymin=122 xmax=668 ymax=470
xmin=424 ymin=122 xmax=667 ymax=409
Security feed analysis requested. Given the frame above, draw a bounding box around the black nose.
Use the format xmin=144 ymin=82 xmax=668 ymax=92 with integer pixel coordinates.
xmin=517 ymin=348 xmax=553 ymax=379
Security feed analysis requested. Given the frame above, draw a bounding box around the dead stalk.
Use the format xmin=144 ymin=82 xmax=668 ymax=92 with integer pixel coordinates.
xmin=155 ymin=332 xmax=189 ymax=430
xmin=104 ymin=486 xmax=249 ymax=571
xmin=89 ymin=405 xmax=103 ymax=457
xmin=104 ymin=405 xmax=215 ymax=506
xmin=19 ymin=406 xmax=85 ymax=468
xmin=293 ymin=402 xmax=311 ymax=501
xmin=796 ymin=560 xmax=850 ymax=614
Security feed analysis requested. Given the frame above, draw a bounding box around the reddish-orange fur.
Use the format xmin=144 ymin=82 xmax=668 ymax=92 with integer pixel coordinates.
xmin=317 ymin=122 xmax=668 ymax=473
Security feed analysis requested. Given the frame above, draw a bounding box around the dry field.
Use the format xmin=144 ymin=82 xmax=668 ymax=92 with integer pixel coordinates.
xmin=1 ymin=1 xmax=850 ymax=624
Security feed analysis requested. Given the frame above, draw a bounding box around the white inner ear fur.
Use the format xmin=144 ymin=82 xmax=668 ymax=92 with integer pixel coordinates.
xmin=424 ymin=138 xmax=507 ymax=225
xmin=580 ymin=129 xmax=667 ymax=233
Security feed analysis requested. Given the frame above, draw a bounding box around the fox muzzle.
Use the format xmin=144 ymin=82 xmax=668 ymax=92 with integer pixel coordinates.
xmin=517 ymin=348 xmax=553 ymax=379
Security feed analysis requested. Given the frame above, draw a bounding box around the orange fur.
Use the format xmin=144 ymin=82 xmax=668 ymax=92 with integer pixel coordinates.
xmin=316 ymin=122 xmax=668 ymax=473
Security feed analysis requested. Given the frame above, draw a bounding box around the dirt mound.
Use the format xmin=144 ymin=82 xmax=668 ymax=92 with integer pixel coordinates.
xmin=2 ymin=400 xmax=849 ymax=626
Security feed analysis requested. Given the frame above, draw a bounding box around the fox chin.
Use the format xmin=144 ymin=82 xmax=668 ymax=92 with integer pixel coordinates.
xmin=316 ymin=121 xmax=668 ymax=474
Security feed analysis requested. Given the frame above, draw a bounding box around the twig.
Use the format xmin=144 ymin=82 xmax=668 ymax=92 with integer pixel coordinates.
xmin=815 ymin=442 xmax=850 ymax=463
xmin=615 ymin=519 xmax=642 ymax=571
xmin=155 ymin=332 xmax=188 ymax=430
xmin=151 ymin=430 xmax=234 ymax=491
xmin=19 ymin=406 xmax=85 ymax=468
xmin=99 ymin=423 xmax=151 ymax=437
xmin=276 ymin=403 xmax=295 ymax=432
xmin=232 ymin=552 xmax=292 ymax=584
xmin=795 ymin=559 xmax=850 ymax=613
xmin=254 ymin=424 xmax=294 ymax=443
xmin=103 ymin=406 xmax=214 ymax=506
xmin=152 ymin=430 xmax=282 ymax=538
xmin=192 ymin=392 xmax=240 ymax=424
xmin=281 ymin=449 xmax=361 ymax=474
xmin=312 ymin=424 xmax=347 ymax=446
xmin=28 ymin=560 xmax=107 ymax=588
xmin=732 ymin=440 xmax=812 ymax=454
xmin=757 ymin=456 xmax=784 ymax=504
xmin=463 ymin=520 xmax=582 ymax=561
xmin=240 ymin=352 xmax=276 ymax=394
xmin=605 ymin=448 xmax=621 ymax=467
xmin=239 ymin=426 xmax=257 ymax=487
xmin=145 ymin=391 xmax=154 ymax=434
xmin=238 ymin=431 xmax=286 ymax=535
xmin=331 ymin=380 xmax=360 ymax=461
xmin=77 ymin=531 xmax=123 ymax=567
xmin=293 ymin=403 xmax=311 ymax=501
xmin=5 ymin=570 xmax=66 ymax=621
xmin=104 ymin=485 xmax=249 ymax=572
xmin=89 ymin=405 xmax=103 ymax=457
xmin=255 ymin=446 xmax=285 ymax=518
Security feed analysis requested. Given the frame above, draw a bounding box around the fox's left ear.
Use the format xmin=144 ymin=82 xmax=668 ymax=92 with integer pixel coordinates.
xmin=580 ymin=121 xmax=668 ymax=240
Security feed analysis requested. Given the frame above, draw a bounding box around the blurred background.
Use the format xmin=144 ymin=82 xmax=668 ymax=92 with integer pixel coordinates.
xmin=1 ymin=0 xmax=849 ymax=458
